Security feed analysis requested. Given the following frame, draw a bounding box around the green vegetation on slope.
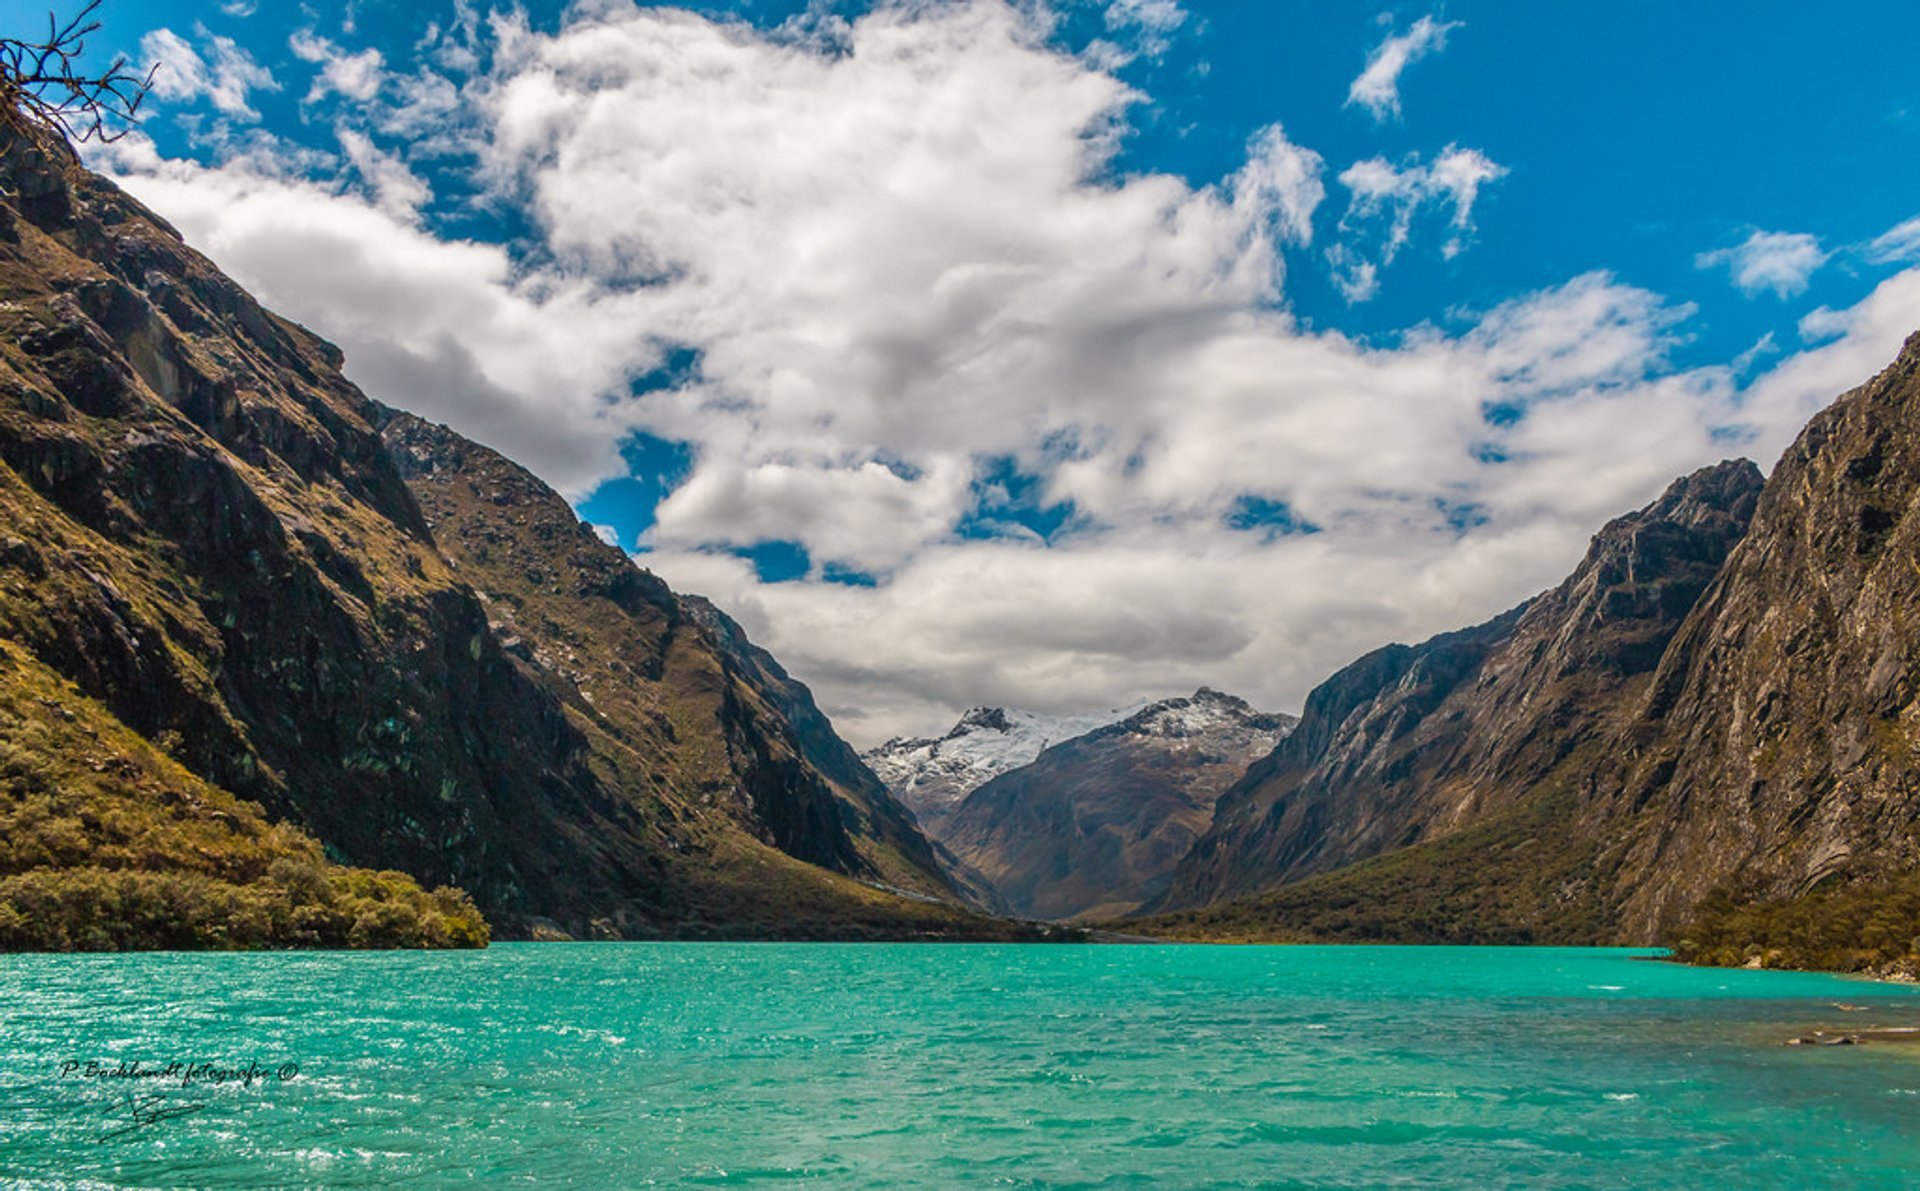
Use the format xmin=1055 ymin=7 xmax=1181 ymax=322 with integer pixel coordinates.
xmin=1671 ymin=875 xmax=1920 ymax=977
xmin=0 ymin=640 xmax=487 ymax=951
xmin=1123 ymin=792 xmax=1613 ymax=945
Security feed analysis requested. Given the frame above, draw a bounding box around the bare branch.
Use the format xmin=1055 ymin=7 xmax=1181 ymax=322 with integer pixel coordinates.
xmin=0 ymin=1 xmax=154 ymax=144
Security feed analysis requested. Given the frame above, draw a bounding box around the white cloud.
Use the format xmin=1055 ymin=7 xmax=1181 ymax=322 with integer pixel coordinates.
xmin=1330 ymin=145 xmax=1505 ymax=299
xmin=103 ymin=138 xmax=663 ymax=495
xmin=1798 ymin=305 xmax=1849 ymax=343
xmin=1867 ymin=215 xmax=1920 ymax=264
xmin=291 ymin=31 xmax=388 ymax=104
xmin=1730 ymin=331 xmax=1778 ymax=376
xmin=337 ymin=129 xmax=430 ymax=220
xmin=1697 ymin=229 xmax=1829 ymax=298
xmin=140 ymin=27 xmax=277 ymax=120
xmin=1103 ymin=0 xmax=1187 ymax=58
xmin=105 ymin=1 xmax=1920 ymax=746
xmin=1347 ymin=15 xmax=1460 ymax=122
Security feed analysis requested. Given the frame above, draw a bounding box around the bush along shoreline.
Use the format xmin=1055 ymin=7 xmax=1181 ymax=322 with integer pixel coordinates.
xmin=1669 ymin=876 xmax=1920 ymax=982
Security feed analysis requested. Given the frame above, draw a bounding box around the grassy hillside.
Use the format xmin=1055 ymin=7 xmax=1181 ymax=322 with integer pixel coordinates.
xmin=1122 ymin=790 xmax=1614 ymax=945
xmin=0 ymin=639 xmax=487 ymax=950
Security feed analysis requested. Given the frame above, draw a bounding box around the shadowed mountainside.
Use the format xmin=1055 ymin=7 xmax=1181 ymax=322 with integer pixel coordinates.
xmin=0 ymin=103 xmax=1030 ymax=945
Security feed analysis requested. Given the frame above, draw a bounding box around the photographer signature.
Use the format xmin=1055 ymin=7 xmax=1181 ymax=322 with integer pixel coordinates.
xmin=98 ymin=1093 xmax=209 ymax=1142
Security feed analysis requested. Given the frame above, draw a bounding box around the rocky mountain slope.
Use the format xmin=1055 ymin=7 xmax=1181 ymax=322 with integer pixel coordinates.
xmin=1138 ymin=335 xmax=1920 ymax=947
xmin=863 ymin=703 xmax=1142 ymax=837
xmin=1153 ymin=461 xmax=1763 ymax=916
xmin=937 ymin=690 xmax=1293 ymax=921
xmin=1599 ymin=331 xmax=1920 ymax=940
xmin=0 ymin=103 xmax=1017 ymax=944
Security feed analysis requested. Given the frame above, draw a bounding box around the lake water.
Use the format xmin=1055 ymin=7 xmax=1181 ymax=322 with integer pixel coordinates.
xmin=5 ymin=944 xmax=1920 ymax=1187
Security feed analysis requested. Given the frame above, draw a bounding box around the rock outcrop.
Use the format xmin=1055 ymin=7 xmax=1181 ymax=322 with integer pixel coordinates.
xmin=1601 ymin=332 xmax=1920 ymax=939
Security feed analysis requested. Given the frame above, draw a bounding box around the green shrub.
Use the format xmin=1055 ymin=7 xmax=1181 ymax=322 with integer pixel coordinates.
xmin=1672 ymin=875 xmax=1920 ymax=973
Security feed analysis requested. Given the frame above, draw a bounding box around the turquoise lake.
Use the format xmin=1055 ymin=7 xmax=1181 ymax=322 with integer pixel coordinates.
xmin=5 ymin=944 xmax=1920 ymax=1187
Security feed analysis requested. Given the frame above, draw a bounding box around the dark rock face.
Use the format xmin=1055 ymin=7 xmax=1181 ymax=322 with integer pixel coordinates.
xmin=1600 ymin=333 xmax=1920 ymax=938
xmin=938 ymin=690 xmax=1294 ymax=920
xmin=1152 ymin=460 xmax=1765 ymax=918
xmin=0 ymin=106 xmax=992 ymax=940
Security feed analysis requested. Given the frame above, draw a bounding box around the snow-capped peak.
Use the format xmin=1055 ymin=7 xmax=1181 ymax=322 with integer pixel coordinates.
xmin=864 ymin=702 xmax=1147 ymax=825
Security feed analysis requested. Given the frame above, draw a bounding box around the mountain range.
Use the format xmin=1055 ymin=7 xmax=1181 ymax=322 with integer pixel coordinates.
xmin=932 ymin=690 xmax=1294 ymax=921
xmin=3 ymin=92 xmax=1918 ymax=964
xmin=863 ymin=703 xmax=1146 ymax=837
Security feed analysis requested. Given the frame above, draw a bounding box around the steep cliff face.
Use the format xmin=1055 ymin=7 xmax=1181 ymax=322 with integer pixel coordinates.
xmin=367 ymin=415 xmax=954 ymax=904
xmin=0 ymin=106 xmax=1000 ymax=941
xmin=1151 ymin=460 xmax=1764 ymax=919
xmin=1602 ymin=333 xmax=1920 ymax=938
xmin=938 ymin=690 xmax=1293 ymax=921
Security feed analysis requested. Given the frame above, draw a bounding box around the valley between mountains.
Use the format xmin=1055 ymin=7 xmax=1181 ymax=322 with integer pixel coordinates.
xmin=2 ymin=100 xmax=1918 ymax=972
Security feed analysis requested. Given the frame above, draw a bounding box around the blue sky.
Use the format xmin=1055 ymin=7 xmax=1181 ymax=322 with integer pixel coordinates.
xmin=38 ymin=0 xmax=1920 ymax=739
xmin=60 ymin=0 xmax=1920 ymax=365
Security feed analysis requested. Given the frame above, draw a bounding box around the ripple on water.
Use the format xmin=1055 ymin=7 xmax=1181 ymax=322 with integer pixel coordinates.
xmin=6 ymin=945 xmax=1920 ymax=1185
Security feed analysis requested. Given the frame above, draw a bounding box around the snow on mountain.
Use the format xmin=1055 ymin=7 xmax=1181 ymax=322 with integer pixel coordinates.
xmin=862 ymin=688 xmax=1300 ymax=843
xmin=862 ymin=703 xmax=1147 ymax=833
xmin=936 ymin=689 xmax=1298 ymax=920
xmin=1104 ymin=688 xmax=1294 ymax=744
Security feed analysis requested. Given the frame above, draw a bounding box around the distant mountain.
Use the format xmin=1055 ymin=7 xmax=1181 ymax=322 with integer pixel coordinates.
xmin=1138 ymin=333 xmax=1920 ymax=953
xmin=863 ymin=703 xmax=1144 ymax=837
xmin=938 ymin=690 xmax=1295 ymax=921
xmin=0 ymin=102 xmax=1027 ymax=946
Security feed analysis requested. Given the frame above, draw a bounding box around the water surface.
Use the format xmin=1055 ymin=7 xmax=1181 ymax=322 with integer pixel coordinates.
xmin=5 ymin=944 xmax=1920 ymax=1187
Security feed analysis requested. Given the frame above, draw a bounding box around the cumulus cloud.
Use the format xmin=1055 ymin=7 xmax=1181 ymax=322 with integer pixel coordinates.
xmin=140 ymin=27 xmax=277 ymax=120
xmin=104 ymin=1 xmax=1920 ymax=745
xmin=1347 ymin=14 xmax=1460 ymax=122
xmin=1697 ymin=229 xmax=1829 ymax=298
xmin=291 ymin=31 xmax=388 ymax=103
xmin=1330 ymin=145 xmax=1505 ymax=299
xmin=337 ymin=129 xmax=430 ymax=220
